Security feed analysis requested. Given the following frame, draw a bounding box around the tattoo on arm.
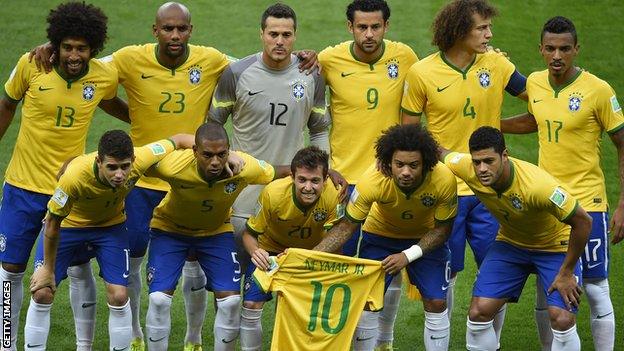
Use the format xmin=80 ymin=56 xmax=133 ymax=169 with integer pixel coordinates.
xmin=313 ymin=218 xmax=358 ymax=253
xmin=417 ymin=223 xmax=452 ymax=254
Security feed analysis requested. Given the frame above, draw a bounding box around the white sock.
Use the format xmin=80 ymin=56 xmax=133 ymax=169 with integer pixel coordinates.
xmin=535 ymin=280 xmax=553 ymax=351
xmin=353 ymin=310 xmax=379 ymax=351
xmin=108 ymin=300 xmax=132 ymax=351
xmin=446 ymin=276 xmax=457 ymax=322
xmin=182 ymin=260 xmax=207 ymax=345
xmin=67 ymin=262 xmax=97 ymax=350
xmin=240 ymin=306 xmax=263 ymax=351
xmin=584 ymin=278 xmax=615 ymax=351
xmin=0 ymin=267 xmax=24 ymax=349
xmin=23 ymin=298 xmax=51 ymax=351
xmin=377 ymin=273 xmax=401 ymax=345
xmin=551 ymin=325 xmax=580 ymax=351
xmin=214 ymin=295 xmax=241 ymax=351
xmin=145 ymin=292 xmax=172 ymax=351
xmin=128 ymin=256 xmax=144 ymax=340
xmin=466 ymin=318 xmax=497 ymax=351
xmin=492 ymin=303 xmax=507 ymax=349
xmin=424 ymin=309 xmax=450 ymax=351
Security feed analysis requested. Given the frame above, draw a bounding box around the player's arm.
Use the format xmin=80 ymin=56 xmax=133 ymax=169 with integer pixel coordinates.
xmin=548 ymin=205 xmax=591 ymax=309
xmin=0 ymin=97 xmax=18 ymax=140
xmin=242 ymin=227 xmax=271 ymax=271
xmin=313 ymin=217 xmax=359 ymax=253
xmin=401 ymin=110 xmax=422 ymax=126
xmin=28 ymin=41 xmax=55 ymax=73
xmin=500 ymin=112 xmax=538 ymax=134
xmin=382 ymin=220 xmax=453 ymax=275
xmin=30 ymin=213 xmax=63 ymax=293
xmin=506 ymin=70 xmax=528 ymax=102
xmin=608 ymin=128 xmax=624 ymax=244
xmin=168 ymin=133 xmax=195 ymax=149
xmin=293 ymin=50 xmax=318 ymax=74
xmin=98 ymin=96 xmax=130 ymax=124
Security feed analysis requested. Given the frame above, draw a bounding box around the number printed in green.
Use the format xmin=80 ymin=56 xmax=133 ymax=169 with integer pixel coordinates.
xmin=288 ymin=226 xmax=312 ymax=239
xmin=307 ymin=281 xmax=351 ymax=334
xmin=545 ymin=119 xmax=563 ymax=143
xmin=159 ymin=92 xmax=185 ymax=113
xmin=463 ymin=97 xmax=476 ymax=119
xmin=401 ymin=210 xmax=414 ymax=220
xmin=201 ymin=199 xmax=214 ymax=212
xmin=55 ymin=106 xmax=75 ymax=127
xmin=366 ymin=88 xmax=379 ymax=110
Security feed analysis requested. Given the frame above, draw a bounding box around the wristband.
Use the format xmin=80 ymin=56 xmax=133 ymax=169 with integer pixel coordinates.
xmin=402 ymin=245 xmax=423 ymax=263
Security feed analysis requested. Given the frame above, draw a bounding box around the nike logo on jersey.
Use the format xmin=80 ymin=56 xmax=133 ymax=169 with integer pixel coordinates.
xmin=222 ymin=338 xmax=236 ymax=343
xmin=27 ymin=344 xmax=43 ymax=348
xmin=38 ymin=86 xmax=53 ymax=91
xmin=532 ymin=99 xmax=543 ymax=103
xmin=81 ymin=302 xmax=96 ymax=308
xmin=141 ymin=74 xmax=155 ymax=79
xmin=191 ymin=286 xmax=205 ymax=292
xmin=436 ymin=84 xmax=452 ymax=92
xmin=587 ymin=262 xmax=602 ymax=269
xmin=149 ymin=336 xmax=167 ymax=342
xmin=341 ymin=72 xmax=355 ymax=77
xmin=248 ymin=90 xmax=263 ymax=96
xmin=596 ymin=311 xmax=613 ymax=319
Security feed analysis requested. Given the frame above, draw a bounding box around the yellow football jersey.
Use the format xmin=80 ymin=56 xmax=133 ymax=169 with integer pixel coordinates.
xmin=346 ymin=163 xmax=457 ymax=239
xmin=47 ymin=140 xmax=176 ymax=228
xmin=110 ymin=44 xmax=229 ymax=191
xmin=528 ymin=69 xmax=624 ymax=211
xmin=402 ymin=51 xmax=515 ymax=195
xmin=319 ymin=40 xmax=418 ymax=184
xmin=253 ymin=248 xmax=384 ymax=351
xmin=246 ymin=177 xmax=341 ymax=253
xmin=4 ymin=53 xmax=118 ymax=195
xmin=148 ymin=152 xmax=275 ymax=236
xmin=444 ymin=152 xmax=578 ymax=252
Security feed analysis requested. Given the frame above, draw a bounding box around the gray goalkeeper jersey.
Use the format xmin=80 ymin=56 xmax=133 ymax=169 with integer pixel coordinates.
xmin=208 ymin=52 xmax=330 ymax=217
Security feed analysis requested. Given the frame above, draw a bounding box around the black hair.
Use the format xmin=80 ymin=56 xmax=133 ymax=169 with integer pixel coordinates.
xmin=346 ymin=0 xmax=390 ymax=22
xmin=541 ymin=16 xmax=577 ymax=45
xmin=47 ymin=2 xmax=108 ymax=57
xmin=469 ymin=126 xmax=506 ymax=154
xmin=290 ymin=146 xmax=329 ymax=178
xmin=261 ymin=3 xmax=297 ymax=30
xmin=375 ymin=124 xmax=439 ymax=175
xmin=195 ymin=121 xmax=230 ymax=146
xmin=98 ymin=130 xmax=134 ymax=160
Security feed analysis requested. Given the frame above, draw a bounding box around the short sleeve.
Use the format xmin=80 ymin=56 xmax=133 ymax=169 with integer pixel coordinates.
xmin=540 ymin=184 xmax=579 ymax=222
xmin=240 ymin=153 xmax=276 ymax=185
xmin=4 ymin=53 xmax=32 ymax=102
xmin=307 ymin=72 xmax=330 ymax=133
xmin=433 ymin=166 xmax=458 ymax=222
xmin=207 ymin=64 xmax=237 ymax=124
xmin=594 ymin=82 xmax=624 ymax=134
xmin=133 ymin=139 xmax=177 ymax=174
xmin=401 ymin=65 xmax=427 ymax=116
xmin=47 ymin=166 xmax=80 ymax=218
xmin=443 ymin=152 xmax=472 ymax=180
xmin=345 ymin=181 xmax=375 ymax=223
xmin=246 ymin=188 xmax=272 ymax=235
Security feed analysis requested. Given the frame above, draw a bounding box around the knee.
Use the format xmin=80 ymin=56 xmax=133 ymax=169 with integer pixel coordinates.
xmin=243 ymin=300 xmax=264 ymax=310
xmin=468 ymin=304 xmax=494 ymax=322
xmin=149 ymin=291 xmax=173 ymax=313
xmin=2 ymin=262 xmax=26 ymax=273
xmin=423 ymin=299 xmax=447 ymax=313
xmin=216 ymin=294 xmax=241 ymax=321
xmin=549 ymin=309 xmax=576 ymax=331
xmin=32 ymin=287 xmax=55 ymax=304
xmin=107 ymin=289 xmax=128 ymax=307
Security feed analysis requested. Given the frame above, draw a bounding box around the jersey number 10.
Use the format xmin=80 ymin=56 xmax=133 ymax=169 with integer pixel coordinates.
xmin=307 ymin=281 xmax=351 ymax=334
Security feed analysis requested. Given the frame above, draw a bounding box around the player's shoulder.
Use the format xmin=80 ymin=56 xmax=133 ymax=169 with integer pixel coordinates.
xmin=430 ymin=161 xmax=456 ymax=181
xmin=264 ymin=176 xmax=292 ymax=195
xmin=410 ymin=51 xmax=442 ymax=72
xmin=228 ymin=52 xmax=260 ymax=75
xmin=89 ymin=56 xmax=118 ymax=76
xmin=578 ymin=69 xmax=613 ymax=91
xmin=510 ymin=157 xmax=554 ymax=188
xmin=527 ymin=69 xmax=549 ymax=83
xmin=383 ymin=40 xmax=417 ymax=58
xmin=114 ymin=43 xmax=153 ymax=57
xmin=319 ymin=41 xmax=351 ymax=61
xmin=188 ymin=44 xmax=227 ymax=60
xmin=62 ymin=152 xmax=96 ymax=180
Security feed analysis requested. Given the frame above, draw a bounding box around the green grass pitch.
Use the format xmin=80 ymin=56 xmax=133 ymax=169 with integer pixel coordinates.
xmin=0 ymin=0 xmax=622 ymax=349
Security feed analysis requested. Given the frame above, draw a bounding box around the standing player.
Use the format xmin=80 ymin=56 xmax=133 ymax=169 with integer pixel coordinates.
xmin=501 ymin=17 xmax=623 ymax=351
xmin=440 ymin=127 xmax=591 ymax=351
xmin=239 ymin=146 xmax=341 ymax=350
xmin=318 ymin=1 xmax=419 ymax=348
xmin=0 ymin=3 xmax=125 ymax=350
xmin=25 ymin=131 xmax=193 ymax=351
xmin=142 ymin=122 xmax=288 ymax=351
xmin=401 ymin=0 xmax=527 ymax=339
xmin=314 ymin=125 xmax=457 ymax=351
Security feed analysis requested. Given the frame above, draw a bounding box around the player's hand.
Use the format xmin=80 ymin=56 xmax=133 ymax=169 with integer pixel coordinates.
xmin=251 ymin=248 xmax=271 ymax=271
xmin=295 ymin=50 xmax=319 ymax=75
xmin=327 ymin=169 xmax=348 ymax=203
xmin=548 ymin=271 xmax=582 ymax=311
xmin=28 ymin=42 xmax=55 ymax=73
xmin=609 ymin=203 xmax=624 ymax=244
xmin=225 ymin=152 xmax=246 ymax=177
xmin=381 ymin=253 xmax=409 ymax=275
xmin=486 ymin=45 xmax=509 ymax=59
xmin=30 ymin=266 xmax=56 ymax=293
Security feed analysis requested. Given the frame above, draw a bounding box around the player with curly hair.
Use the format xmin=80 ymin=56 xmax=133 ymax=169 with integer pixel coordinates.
xmin=0 ymin=2 xmax=127 ymax=350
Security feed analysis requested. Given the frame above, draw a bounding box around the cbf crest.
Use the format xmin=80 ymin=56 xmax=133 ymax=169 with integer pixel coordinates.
xmin=146 ymin=266 xmax=156 ymax=284
xmin=509 ymin=193 xmax=524 ymax=210
xmin=386 ymin=59 xmax=399 ymax=79
xmin=224 ymin=181 xmax=238 ymax=194
xmin=189 ymin=65 xmax=202 ymax=84
xmin=291 ymin=80 xmax=306 ymax=101
xmin=420 ymin=193 xmax=436 ymax=207
xmin=0 ymin=233 xmax=6 ymax=252
xmin=313 ymin=208 xmax=328 ymax=222
xmin=82 ymin=82 xmax=96 ymax=101
xmin=568 ymin=91 xmax=583 ymax=112
xmin=476 ymin=68 xmax=491 ymax=89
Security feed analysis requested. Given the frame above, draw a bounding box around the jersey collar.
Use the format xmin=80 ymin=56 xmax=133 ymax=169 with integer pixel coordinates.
xmin=154 ymin=44 xmax=191 ymax=74
xmin=393 ymin=170 xmax=428 ymax=200
xmin=291 ymin=183 xmax=319 ymax=214
xmin=54 ymin=63 xmax=90 ymax=89
xmin=548 ymin=68 xmax=583 ymax=98
xmin=349 ymin=40 xmax=386 ymax=70
xmin=493 ymin=160 xmax=515 ymax=197
xmin=440 ymin=51 xmax=476 ymax=80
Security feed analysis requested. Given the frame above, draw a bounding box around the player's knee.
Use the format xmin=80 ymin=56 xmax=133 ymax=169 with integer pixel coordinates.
xmin=106 ymin=288 xmax=128 ymax=306
xmin=549 ymin=308 xmax=576 ymax=331
xmin=216 ymin=294 xmax=242 ymax=320
xmin=423 ymin=298 xmax=446 ymax=313
xmin=468 ymin=302 xmax=495 ymax=322
xmin=243 ymin=300 xmax=264 ymax=310
xmin=2 ymin=262 xmax=26 ymax=273
xmin=32 ymin=287 xmax=54 ymax=304
xmin=149 ymin=291 xmax=173 ymax=313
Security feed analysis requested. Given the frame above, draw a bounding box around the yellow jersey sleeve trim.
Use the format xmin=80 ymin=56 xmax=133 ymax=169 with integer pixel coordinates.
xmin=345 ymin=209 xmax=365 ymax=224
xmin=607 ymin=122 xmax=624 ymax=135
xmin=245 ymin=222 xmax=264 ymax=236
xmin=401 ymin=107 xmax=422 ymax=116
xmin=211 ymin=96 xmax=235 ymax=108
xmin=46 ymin=208 xmax=68 ymax=219
xmin=562 ymin=200 xmax=579 ymax=223
xmin=312 ymin=107 xmax=327 ymax=115
xmin=165 ymin=138 xmax=177 ymax=149
xmin=3 ymin=89 xmax=20 ymax=103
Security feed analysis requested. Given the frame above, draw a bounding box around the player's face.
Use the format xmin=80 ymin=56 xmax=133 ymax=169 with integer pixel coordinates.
xmin=348 ymin=10 xmax=388 ymax=57
xmin=540 ymin=32 xmax=579 ymax=80
xmin=293 ymin=166 xmax=326 ymax=207
xmin=461 ymin=13 xmax=493 ymax=54
xmin=153 ymin=7 xmax=192 ymax=59
xmin=194 ymin=139 xmax=229 ymax=181
xmin=96 ymin=155 xmax=134 ymax=189
xmin=390 ymin=150 xmax=423 ymax=191
xmin=470 ymin=148 xmax=507 ymax=187
xmin=261 ymin=16 xmax=296 ymax=66
xmin=58 ymin=37 xmax=91 ymax=77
